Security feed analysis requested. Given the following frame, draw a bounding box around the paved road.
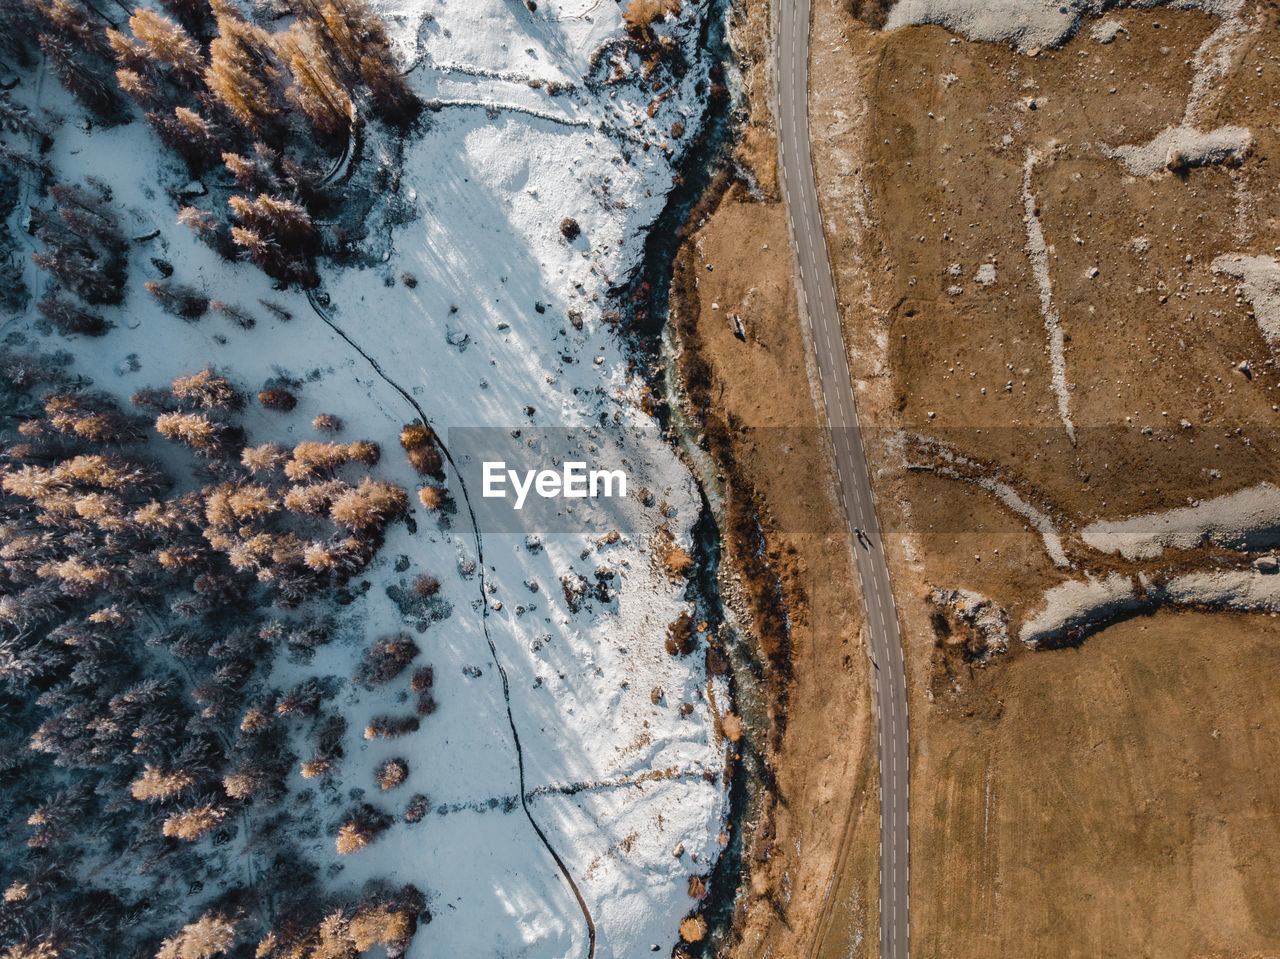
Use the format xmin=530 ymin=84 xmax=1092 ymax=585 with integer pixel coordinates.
xmin=773 ymin=2 xmax=910 ymax=957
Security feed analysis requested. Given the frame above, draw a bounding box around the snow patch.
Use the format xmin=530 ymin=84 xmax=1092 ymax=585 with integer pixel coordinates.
xmin=1213 ymin=254 xmax=1280 ymax=348
xmin=1081 ymin=483 xmax=1280 ymax=560
xmin=1090 ymin=18 xmax=1128 ymax=42
xmin=1147 ymin=568 xmax=1280 ymax=611
xmin=1022 ymin=149 xmax=1074 ymax=442
xmin=930 ymin=587 xmax=1009 ymax=659
xmin=1106 ymin=124 xmax=1252 ymax=176
xmin=883 ymin=0 xmax=1242 ymax=51
xmin=1020 ymin=573 xmax=1141 ymax=647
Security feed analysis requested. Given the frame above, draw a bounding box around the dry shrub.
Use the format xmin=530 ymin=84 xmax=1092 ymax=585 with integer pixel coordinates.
xmin=223 ymin=769 xmax=263 ymax=800
xmin=721 ymin=711 xmax=743 ymax=743
xmin=409 ymin=665 xmax=433 ymax=692
xmin=623 ymin=0 xmax=680 ymax=38
xmin=664 ymin=609 xmax=695 ymax=657
xmin=687 ymin=875 xmax=706 ymax=899
xmin=664 ymin=543 xmax=694 ymax=580
xmin=404 ymin=793 xmax=429 ymax=823
xmin=412 ymin=574 xmax=439 ymax=598
xmin=300 ymin=758 xmax=333 ymax=780
xmin=241 ymin=443 xmax=287 ymax=473
xmin=335 ymin=820 xmax=372 ymax=854
xmin=346 ymin=906 xmax=411 ymax=952
xmin=284 ymin=441 xmax=375 ymax=480
xmin=678 ymin=915 xmax=707 ymax=943
xmin=312 ymin=413 xmax=341 ymax=432
xmin=283 ymin=480 xmax=349 ymax=517
xmin=363 ymin=714 xmax=419 ymax=739
xmin=3 ymin=941 xmax=59 ymax=959
xmin=156 ymin=412 xmax=225 ymax=453
xmin=374 ymin=757 xmax=408 ymax=790
xmin=239 ymin=707 xmax=271 ymax=733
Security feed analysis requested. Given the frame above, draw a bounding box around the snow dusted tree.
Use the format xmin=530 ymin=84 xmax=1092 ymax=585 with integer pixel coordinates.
xmin=31 ymin=182 xmax=128 ymax=308
xmin=227 ymin=193 xmax=317 ymax=285
xmin=35 ymin=295 xmax=107 ymax=336
xmin=204 ymin=0 xmax=282 ymax=135
xmin=155 ymin=912 xmax=237 ymax=959
xmin=273 ymin=24 xmax=353 ymax=141
xmin=145 ymin=279 xmax=208 ymax=319
xmin=171 ymin=369 xmax=240 ymax=410
xmin=27 ymin=0 xmax=122 ymax=118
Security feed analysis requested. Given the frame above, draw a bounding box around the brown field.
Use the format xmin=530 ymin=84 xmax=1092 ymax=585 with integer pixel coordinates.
xmin=798 ymin=0 xmax=1280 ymax=953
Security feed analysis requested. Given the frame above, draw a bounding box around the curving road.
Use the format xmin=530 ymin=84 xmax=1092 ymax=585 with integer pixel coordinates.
xmin=773 ymin=1 xmax=910 ymax=958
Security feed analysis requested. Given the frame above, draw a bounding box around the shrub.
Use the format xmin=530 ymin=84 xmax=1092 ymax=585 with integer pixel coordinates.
xmin=334 ymin=820 xmax=371 ymax=855
xmin=210 ymin=300 xmax=255 ymax=329
xmin=312 ymin=413 xmax=340 ymax=432
xmin=409 ymin=665 xmax=433 ymax=692
xmin=257 ymin=387 xmax=296 ymax=411
xmin=374 ymin=757 xmax=407 ymax=790
xmin=363 ymin=714 xmax=418 ymax=739
xmin=559 ymin=216 xmax=581 ymax=241
xmin=146 ymin=279 xmax=209 ymax=319
xmin=300 ymin=757 xmax=333 ymax=780
xmin=241 ymin=443 xmax=288 ymax=473
xmin=678 ymin=915 xmax=707 ymax=943
xmin=412 ymin=575 xmax=438 ymax=598
xmin=399 ymin=423 xmax=443 ymax=477
xmin=664 ymin=609 xmax=695 ymax=656
xmin=354 ymin=633 xmax=419 ymax=687
xmin=172 ymin=369 xmax=239 ymax=410
xmin=156 ymin=412 xmax=227 ymax=453
xmin=404 ymin=793 xmax=429 ymax=823
xmin=417 ymin=485 xmax=446 ymax=510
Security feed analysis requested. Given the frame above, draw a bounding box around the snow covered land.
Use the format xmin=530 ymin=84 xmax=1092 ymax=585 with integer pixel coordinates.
xmin=1 ymin=0 xmax=732 ymax=954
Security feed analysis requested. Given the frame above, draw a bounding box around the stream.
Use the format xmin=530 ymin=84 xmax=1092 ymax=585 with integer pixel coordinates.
xmin=616 ymin=0 xmax=770 ymax=950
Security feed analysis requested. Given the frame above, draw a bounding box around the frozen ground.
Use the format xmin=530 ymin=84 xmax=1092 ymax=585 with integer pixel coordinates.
xmin=3 ymin=0 xmax=731 ymax=954
xmin=884 ymin=0 xmax=1242 ymax=50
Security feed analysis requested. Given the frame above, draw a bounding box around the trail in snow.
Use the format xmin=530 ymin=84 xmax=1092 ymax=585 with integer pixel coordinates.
xmin=305 ymin=289 xmax=597 ymax=959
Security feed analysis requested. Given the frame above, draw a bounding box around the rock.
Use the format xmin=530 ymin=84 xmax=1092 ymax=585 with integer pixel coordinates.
xmin=672 ymin=842 xmax=684 ymax=858
xmin=1253 ymin=555 xmax=1279 ymax=574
